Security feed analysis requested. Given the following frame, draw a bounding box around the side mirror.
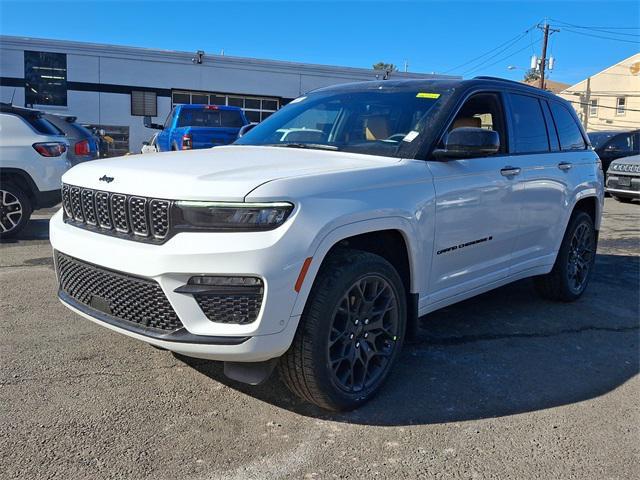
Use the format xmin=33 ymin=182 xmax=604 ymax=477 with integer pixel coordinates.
xmin=433 ymin=127 xmax=500 ymax=160
xmin=143 ymin=116 xmax=164 ymax=130
xmin=237 ymin=123 xmax=258 ymax=138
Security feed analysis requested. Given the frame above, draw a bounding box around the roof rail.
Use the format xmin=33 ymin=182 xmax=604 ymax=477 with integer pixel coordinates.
xmin=473 ymin=76 xmax=534 ymax=87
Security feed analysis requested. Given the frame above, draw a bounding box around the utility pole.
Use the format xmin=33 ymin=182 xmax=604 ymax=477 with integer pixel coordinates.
xmin=537 ymin=21 xmax=559 ymax=90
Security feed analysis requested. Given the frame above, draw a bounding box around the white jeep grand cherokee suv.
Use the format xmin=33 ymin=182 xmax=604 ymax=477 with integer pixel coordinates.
xmin=51 ymin=78 xmax=603 ymax=410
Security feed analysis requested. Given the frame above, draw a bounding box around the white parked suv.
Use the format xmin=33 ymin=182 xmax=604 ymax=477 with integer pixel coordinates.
xmin=51 ymin=78 xmax=603 ymax=410
xmin=1 ymin=104 xmax=70 ymax=238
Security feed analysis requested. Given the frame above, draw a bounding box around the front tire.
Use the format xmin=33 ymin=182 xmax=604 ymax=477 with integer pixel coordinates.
xmin=279 ymin=249 xmax=406 ymax=411
xmin=0 ymin=183 xmax=32 ymax=239
xmin=534 ymin=211 xmax=596 ymax=302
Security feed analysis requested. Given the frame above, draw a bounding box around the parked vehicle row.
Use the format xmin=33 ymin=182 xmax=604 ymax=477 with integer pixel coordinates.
xmin=0 ymin=104 xmax=71 ymax=238
xmin=589 ymin=129 xmax=639 ymax=172
xmin=52 ymin=77 xmax=604 ymax=411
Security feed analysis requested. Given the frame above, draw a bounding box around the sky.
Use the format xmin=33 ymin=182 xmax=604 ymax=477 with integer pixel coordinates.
xmin=0 ymin=0 xmax=638 ymax=85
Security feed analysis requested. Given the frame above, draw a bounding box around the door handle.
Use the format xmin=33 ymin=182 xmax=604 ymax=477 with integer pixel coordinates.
xmin=558 ymin=161 xmax=573 ymax=171
xmin=500 ymin=166 xmax=521 ymax=177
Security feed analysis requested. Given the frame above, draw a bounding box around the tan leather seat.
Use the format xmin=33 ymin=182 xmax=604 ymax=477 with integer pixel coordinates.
xmin=365 ymin=116 xmax=391 ymax=140
xmin=452 ymin=116 xmax=482 ymax=130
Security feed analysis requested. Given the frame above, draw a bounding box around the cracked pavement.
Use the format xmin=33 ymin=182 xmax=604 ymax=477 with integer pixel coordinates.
xmin=1 ymin=199 xmax=638 ymax=479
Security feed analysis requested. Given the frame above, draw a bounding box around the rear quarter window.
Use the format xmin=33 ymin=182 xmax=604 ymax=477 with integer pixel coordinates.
xmin=25 ymin=115 xmax=62 ymax=135
xmin=177 ymin=109 xmax=244 ymax=128
xmin=549 ymin=102 xmax=586 ymax=151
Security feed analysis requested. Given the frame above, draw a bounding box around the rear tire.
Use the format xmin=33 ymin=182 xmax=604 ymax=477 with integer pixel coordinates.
xmin=0 ymin=183 xmax=32 ymax=239
xmin=279 ymin=248 xmax=407 ymax=411
xmin=534 ymin=211 xmax=596 ymax=302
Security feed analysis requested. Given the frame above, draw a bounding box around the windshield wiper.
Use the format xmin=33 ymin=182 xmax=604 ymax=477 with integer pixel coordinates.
xmin=263 ymin=143 xmax=339 ymax=151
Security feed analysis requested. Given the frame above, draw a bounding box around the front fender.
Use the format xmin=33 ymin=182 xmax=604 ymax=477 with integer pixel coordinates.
xmin=290 ymin=216 xmax=423 ymax=317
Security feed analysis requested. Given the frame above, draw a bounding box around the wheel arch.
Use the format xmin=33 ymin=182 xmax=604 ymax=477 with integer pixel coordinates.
xmin=0 ymin=168 xmax=37 ymax=203
xmin=290 ymin=218 xmax=422 ymax=337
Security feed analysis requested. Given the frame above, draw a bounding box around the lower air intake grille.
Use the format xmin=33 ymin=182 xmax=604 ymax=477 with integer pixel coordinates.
xmin=56 ymin=251 xmax=182 ymax=332
xmin=194 ymin=291 xmax=263 ymax=325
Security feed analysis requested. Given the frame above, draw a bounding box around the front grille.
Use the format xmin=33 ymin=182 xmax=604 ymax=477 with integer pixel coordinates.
xmin=194 ymin=291 xmax=263 ymax=325
xmin=56 ymin=251 xmax=182 ymax=332
xmin=62 ymin=184 xmax=171 ymax=243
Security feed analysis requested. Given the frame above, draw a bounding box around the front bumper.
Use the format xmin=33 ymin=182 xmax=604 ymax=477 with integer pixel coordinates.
xmin=50 ymin=209 xmax=306 ymax=361
xmin=606 ymin=175 xmax=640 ymax=198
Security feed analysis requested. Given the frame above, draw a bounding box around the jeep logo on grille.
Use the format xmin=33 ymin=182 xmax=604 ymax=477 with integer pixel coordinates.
xmin=99 ymin=175 xmax=114 ymax=183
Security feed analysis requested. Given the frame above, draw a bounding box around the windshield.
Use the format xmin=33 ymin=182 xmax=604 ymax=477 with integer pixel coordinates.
xmin=588 ymin=132 xmax=617 ymax=149
xmin=235 ymin=89 xmax=445 ymax=157
xmin=177 ymin=109 xmax=244 ymax=128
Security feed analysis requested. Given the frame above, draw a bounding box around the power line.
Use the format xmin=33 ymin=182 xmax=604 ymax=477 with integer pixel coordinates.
xmin=463 ymin=37 xmax=542 ymax=76
xmin=549 ymin=18 xmax=640 ymax=30
xmin=442 ymin=23 xmax=539 ymax=74
xmin=564 ymin=100 xmax=640 ymax=113
xmin=561 ymin=28 xmax=640 ymax=44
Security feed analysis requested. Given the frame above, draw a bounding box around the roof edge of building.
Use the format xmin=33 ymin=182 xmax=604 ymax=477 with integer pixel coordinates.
xmin=0 ymin=35 xmax=459 ymax=80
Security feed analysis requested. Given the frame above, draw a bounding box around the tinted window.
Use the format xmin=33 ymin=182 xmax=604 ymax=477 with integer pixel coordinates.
xmin=191 ymin=94 xmax=208 ymax=104
xmin=606 ymin=133 xmax=634 ymax=153
xmin=18 ymin=114 xmax=61 ymax=135
xmin=589 ymin=132 xmax=617 ymax=149
xmin=172 ymin=92 xmax=190 ymax=105
xmin=177 ymin=109 xmax=244 ymax=128
xmin=245 ymin=110 xmax=261 ymax=123
xmin=549 ymin=102 xmax=586 ymax=151
xmin=24 ymin=51 xmax=67 ymax=106
xmin=508 ymin=94 xmax=549 ymax=153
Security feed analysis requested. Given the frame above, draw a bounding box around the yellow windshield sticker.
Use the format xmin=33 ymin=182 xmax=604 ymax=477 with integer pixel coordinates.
xmin=416 ymin=92 xmax=440 ymax=99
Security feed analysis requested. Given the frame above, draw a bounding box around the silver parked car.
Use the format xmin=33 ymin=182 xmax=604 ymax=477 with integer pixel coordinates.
xmin=606 ymin=154 xmax=640 ymax=203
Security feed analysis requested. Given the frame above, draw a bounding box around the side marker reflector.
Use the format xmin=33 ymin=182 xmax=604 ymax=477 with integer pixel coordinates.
xmin=294 ymin=257 xmax=313 ymax=292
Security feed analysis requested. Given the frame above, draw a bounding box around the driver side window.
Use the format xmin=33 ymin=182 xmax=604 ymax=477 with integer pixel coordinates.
xmin=446 ymin=93 xmax=507 ymax=154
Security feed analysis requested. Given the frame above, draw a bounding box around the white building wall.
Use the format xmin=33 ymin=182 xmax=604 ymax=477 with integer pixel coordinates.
xmin=1 ymin=35 xmax=453 ymax=154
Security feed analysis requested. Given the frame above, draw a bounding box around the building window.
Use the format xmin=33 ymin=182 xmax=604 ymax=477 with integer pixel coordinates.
xmin=171 ymin=90 xmax=279 ymax=123
xmin=24 ymin=51 xmax=67 ymax=106
xmin=131 ymin=91 xmax=157 ymax=116
xmin=589 ymin=99 xmax=598 ymax=117
xmin=616 ymin=97 xmax=626 ymax=116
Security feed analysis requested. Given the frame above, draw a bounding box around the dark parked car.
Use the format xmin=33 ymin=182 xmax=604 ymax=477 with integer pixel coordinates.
xmin=589 ymin=129 xmax=640 ymax=172
xmin=43 ymin=114 xmax=100 ymax=166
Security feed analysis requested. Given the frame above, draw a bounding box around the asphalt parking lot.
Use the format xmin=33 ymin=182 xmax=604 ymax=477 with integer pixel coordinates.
xmin=1 ymin=199 xmax=638 ymax=480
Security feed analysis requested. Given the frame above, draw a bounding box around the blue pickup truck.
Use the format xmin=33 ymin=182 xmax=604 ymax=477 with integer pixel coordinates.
xmin=144 ymin=104 xmax=249 ymax=152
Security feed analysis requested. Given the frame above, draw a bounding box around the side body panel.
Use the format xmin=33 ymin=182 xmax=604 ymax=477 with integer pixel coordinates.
xmin=425 ymin=154 xmax=522 ymax=304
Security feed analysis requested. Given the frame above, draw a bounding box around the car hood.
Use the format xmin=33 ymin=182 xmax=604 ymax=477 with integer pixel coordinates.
xmin=62 ymin=145 xmax=400 ymax=201
xmin=611 ymin=154 xmax=640 ymax=165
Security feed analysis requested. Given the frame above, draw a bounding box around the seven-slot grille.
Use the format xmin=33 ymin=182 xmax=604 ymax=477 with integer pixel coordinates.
xmin=55 ymin=251 xmax=182 ymax=332
xmin=62 ymin=184 xmax=170 ymax=242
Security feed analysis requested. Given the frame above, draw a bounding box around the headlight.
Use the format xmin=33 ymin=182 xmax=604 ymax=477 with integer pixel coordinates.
xmin=173 ymin=201 xmax=294 ymax=231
